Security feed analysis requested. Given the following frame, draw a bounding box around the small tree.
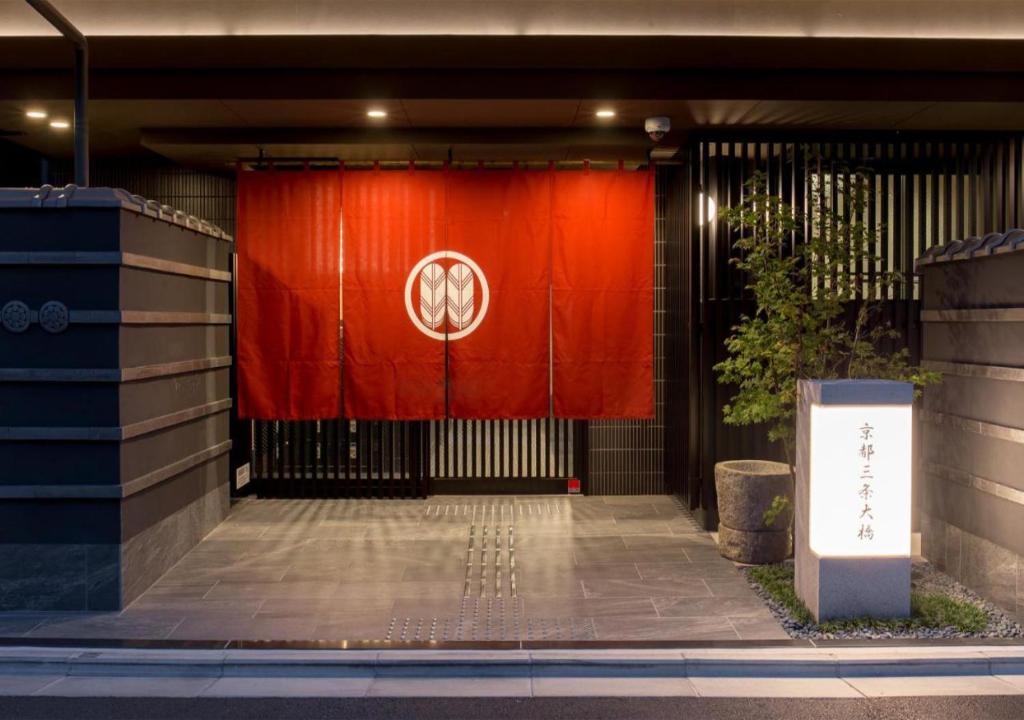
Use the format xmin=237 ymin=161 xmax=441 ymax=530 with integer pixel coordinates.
xmin=714 ymin=167 xmax=939 ymax=492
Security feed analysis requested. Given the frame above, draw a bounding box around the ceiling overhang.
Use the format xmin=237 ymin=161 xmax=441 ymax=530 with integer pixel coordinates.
xmin=3 ymin=7 xmax=1024 ymax=166
xmin=3 ymin=1 xmax=1024 ymax=40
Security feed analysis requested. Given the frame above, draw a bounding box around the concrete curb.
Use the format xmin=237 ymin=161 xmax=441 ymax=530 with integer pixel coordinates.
xmin=1 ymin=646 xmax=1023 ymax=680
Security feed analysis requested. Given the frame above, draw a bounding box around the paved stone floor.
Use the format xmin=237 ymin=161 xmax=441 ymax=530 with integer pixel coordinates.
xmin=0 ymin=495 xmax=786 ymax=642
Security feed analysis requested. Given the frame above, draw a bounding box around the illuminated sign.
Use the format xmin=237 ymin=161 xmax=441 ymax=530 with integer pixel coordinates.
xmin=808 ymin=403 xmax=913 ymax=557
xmin=796 ymin=379 xmax=913 ymax=620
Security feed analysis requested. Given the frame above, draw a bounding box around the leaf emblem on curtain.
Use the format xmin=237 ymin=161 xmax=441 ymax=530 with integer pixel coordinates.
xmin=446 ymin=262 xmax=475 ymax=330
xmin=419 ymin=262 xmax=446 ymax=330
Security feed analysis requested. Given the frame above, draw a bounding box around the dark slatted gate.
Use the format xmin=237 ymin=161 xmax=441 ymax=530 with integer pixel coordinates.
xmin=249 ymin=418 xmax=583 ymax=497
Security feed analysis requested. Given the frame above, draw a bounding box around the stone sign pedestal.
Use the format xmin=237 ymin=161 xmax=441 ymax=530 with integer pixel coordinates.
xmin=795 ymin=379 xmax=913 ymax=621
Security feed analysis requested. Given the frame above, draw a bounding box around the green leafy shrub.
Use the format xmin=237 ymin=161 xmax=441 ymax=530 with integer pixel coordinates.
xmin=715 ymin=167 xmax=941 ymax=475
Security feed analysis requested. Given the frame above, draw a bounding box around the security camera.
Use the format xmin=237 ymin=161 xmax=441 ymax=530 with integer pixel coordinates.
xmin=644 ymin=116 xmax=671 ymax=142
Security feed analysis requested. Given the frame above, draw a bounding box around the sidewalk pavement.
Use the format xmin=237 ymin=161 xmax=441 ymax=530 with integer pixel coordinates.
xmin=1 ymin=644 xmax=1024 ymax=698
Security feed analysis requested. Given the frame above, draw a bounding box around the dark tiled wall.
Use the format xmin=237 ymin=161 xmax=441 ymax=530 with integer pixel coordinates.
xmin=586 ymin=167 xmax=669 ymax=494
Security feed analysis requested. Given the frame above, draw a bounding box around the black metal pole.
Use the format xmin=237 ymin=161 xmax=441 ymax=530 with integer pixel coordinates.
xmin=25 ymin=0 xmax=88 ymax=187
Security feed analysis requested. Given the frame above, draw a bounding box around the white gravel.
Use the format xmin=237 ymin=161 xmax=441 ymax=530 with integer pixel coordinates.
xmin=742 ymin=559 xmax=1024 ymax=640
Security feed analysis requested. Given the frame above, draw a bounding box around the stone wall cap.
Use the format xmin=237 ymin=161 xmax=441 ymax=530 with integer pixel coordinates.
xmin=801 ymin=379 xmax=914 ymax=406
xmin=0 ymin=185 xmax=233 ymax=242
xmin=916 ymin=228 xmax=1024 ymax=270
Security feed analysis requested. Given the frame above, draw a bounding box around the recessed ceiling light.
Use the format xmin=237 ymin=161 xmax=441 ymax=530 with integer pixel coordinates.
xmin=49 ymin=120 xmax=70 ymax=129
xmin=595 ymin=109 xmax=616 ymax=118
xmin=25 ymin=110 xmax=47 ymax=119
xmin=367 ymin=109 xmax=387 ymax=119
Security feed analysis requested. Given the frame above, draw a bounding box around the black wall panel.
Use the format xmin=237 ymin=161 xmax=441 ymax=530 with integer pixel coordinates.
xmin=674 ymin=133 xmax=1024 ymax=528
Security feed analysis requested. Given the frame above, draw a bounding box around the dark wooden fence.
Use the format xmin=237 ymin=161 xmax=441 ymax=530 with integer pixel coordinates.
xmin=250 ymin=417 xmax=581 ymax=498
xmin=669 ymin=133 xmax=1024 ymax=528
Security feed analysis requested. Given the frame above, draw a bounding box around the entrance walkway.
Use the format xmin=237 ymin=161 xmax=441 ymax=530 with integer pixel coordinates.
xmin=0 ymin=496 xmax=786 ymax=642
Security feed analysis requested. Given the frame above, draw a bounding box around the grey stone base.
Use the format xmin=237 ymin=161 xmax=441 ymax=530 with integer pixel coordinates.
xmin=122 ymin=482 xmax=230 ymax=605
xmin=0 ymin=481 xmax=230 ymax=611
xmin=0 ymin=543 xmax=120 ymax=611
xmin=796 ymin=553 xmax=911 ymax=622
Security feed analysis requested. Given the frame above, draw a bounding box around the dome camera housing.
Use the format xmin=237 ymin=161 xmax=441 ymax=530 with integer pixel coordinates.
xmin=644 ymin=116 xmax=671 ymax=142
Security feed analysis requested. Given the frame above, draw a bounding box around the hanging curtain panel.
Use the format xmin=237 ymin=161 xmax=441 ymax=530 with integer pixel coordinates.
xmin=342 ymin=168 xmax=447 ymax=419
xmin=236 ymin=167 xmax=342 ymax=419
xmin=552 ymin=168 xmax=655 ymax=419
xmin=445 ymin=170 xmax=552 ymax=418
xmin=239 ymin=165 xmax=654 ymax=421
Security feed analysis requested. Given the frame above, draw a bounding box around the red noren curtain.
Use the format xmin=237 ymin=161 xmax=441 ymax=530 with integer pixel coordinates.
xmin=551 ymin=168 xmax=655 ymax=418
xmin=236 ymin=167 xmax=342 ymax=419
xmin=238 ymin=165 xmax=654 ymax=421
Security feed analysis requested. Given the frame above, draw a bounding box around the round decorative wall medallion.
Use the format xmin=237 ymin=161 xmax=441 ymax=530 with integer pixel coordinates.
xmin=39 ymin=301 xmax=70 ymax=334
xmin=1 ymin=300 xmax=31 ymax=333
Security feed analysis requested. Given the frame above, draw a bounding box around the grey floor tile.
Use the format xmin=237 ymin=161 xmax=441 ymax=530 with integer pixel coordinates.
xmin=41 ymin=676 xmax=216 ymax=697
xmin=636 ymin=561 xmax=746 ymax=581
xmin=654 ymin=595 xmax=776 ymax=618
xmin=168 ymin=616 xmax=320 ymax=641
xmin=523 ymin=597 xmax=658 ymax=619
xmin=516 ymin=536 xmax=626 ymax=551
xmin=844 ymin=676 xmax=1022 ymax=697
xmin=606 ymin=505 xmax=660 ymax=520
xmin=582 ymin=578 xmax=714 ymax=599
xmin=703 ymin=576 xmax=764 ymax=597
xmin=27 ymin=611 xmax=185 ymax=640
xmin=993 ymin=675 xmax=1024 ymax=692
xmin=728 ymin=615 xmax=792 ymax=640
xmin=312 ymin=609 xmax=396 ymax=639
xmin=622 ymin=534 xmax=714 ymax=549
xmin=161 ymin=566 xmax=292 ymax=584
xmin=367 ymin=677 xmax=532 ymax=697
xmin=682 ymin=546 xmax=735 ymax=562
xmin=527 ymin=563 xmax=642 ymax=581
xmin=332 ymin=581 xmax=465 ymax=599
xmin=513 ymin=552 xmax=579 ymax=568
xmin=287 ymin=566 xmax=409 ymax=583
xmin=400 ymin=563 xmax=470 ymax=581
xmin=532 ymin=676 xmax=697 ymax=697
xmin=203 ymin=525 xmax=268 ymax=540
xmin=258 ymin=597 xmax=394 ymax=615
xmin=127 ymin=597 xmax=265 ymax=615
xmin=575 ymin=548 xmax=690 ymax=565
xmin=0 ymin=675 xmax=63 ymax=695
xmin=390 ymin=598 xmax=475 ymax=618
xmin=601 ymin=496 xmax=670 ymax=506
xmin=690 ymin=677 xmax=863 ymax=698
xmin=515 ymin=581 xmax=587 ymax=598
xmin=610 ymin=520 xmax=674 ymax=535
xmin=129 ymin=584 xmax=219 ymax=601
xmin=593 ymin=615 xmax=740 ymax=641
xmin=202 ymin=677 xmax=372 ymax=697
xmin=203 ymin=580 xmax=342 ymax=600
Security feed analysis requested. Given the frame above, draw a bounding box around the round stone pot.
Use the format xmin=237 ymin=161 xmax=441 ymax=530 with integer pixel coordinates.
xmin=714 ymin=459 xmax=794 ymax=564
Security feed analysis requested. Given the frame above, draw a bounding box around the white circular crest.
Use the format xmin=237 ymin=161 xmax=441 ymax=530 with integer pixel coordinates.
xmin=404 ymin=251 xmax=489 ymax=341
